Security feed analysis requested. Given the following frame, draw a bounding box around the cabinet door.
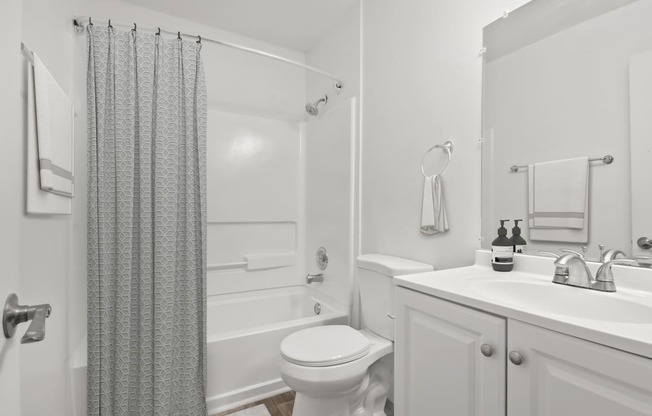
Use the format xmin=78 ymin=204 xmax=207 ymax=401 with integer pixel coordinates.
xmin=508 ymin=320 xmax=652 ymax=416
xmin=395 ymin=287 xmax=506 ymax=416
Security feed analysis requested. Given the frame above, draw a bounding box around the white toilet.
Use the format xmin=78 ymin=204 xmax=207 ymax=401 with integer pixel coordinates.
xmin=279 ymin=254 xmax=433 ymax=416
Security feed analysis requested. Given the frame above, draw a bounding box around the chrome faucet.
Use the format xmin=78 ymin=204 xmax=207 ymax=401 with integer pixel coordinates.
xmin=306 ymin=273 xmax=324 ymax=284
xmin=544 ymin=249 xmax=644 ymax=292
xmin=599 ymin=246 xmax=627 ymax=263
xmin=552 ymin=252 xmax=594 ymax=288
xmin=3 ymin=293 xmax=52 ymax=344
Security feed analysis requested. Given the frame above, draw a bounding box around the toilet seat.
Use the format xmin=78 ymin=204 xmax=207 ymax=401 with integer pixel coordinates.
xmin=280 ymin=325 xmax=371 ymax=367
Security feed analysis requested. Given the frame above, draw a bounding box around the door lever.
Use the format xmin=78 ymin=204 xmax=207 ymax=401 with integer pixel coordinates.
xmin=3 ymin=293 xmax=52 ymax=344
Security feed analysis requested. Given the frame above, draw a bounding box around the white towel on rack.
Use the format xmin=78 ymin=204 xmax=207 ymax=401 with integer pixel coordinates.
xmin=420 ymin=175 xmax=448 ymax=235
xmin=528 ymin=157 xmax=589 ymax=243
xmin=33 ymin=52 xmax=75 ymax=197
xmin=528 ymin=157 xmax=588 ymax=229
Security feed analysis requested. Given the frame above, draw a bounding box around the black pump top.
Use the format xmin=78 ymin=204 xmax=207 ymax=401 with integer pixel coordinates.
xmin=498 ymin=219 xmax=509 ymax=236
xmin=512 ymin=219 xmax=523 ymax=235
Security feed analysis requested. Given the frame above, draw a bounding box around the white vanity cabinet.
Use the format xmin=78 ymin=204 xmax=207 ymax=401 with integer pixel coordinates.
xmin=395 ymin=286 xmax=652 ymax=416
xmin=508 ymin=320 xmax=652 ymax=416
xmin=394 ymin=287 xmax=506 ymax=416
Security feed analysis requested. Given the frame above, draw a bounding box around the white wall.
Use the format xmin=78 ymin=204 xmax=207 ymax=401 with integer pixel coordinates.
xmin=0 ymin=0 xmax=25 ymax=414
xmin=360 ymin=0 xmax=529 ymax=270
xmin=19 ymin=0 xmax=76 ymax=414
xmin=304 ymin=4 xmax=361 ymax=315
xmin=206 ymin=109 xmax=303 ymax=295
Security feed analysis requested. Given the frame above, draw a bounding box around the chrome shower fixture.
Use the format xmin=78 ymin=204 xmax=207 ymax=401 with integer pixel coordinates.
xmin=305 ymin=95 xmax=328 ymax=116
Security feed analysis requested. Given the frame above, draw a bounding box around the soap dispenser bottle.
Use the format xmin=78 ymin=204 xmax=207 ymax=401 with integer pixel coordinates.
xmin=491 ymin=220 xmax=514 ymax=272
xmin=510 ymin=219 xmax=527 ymax=254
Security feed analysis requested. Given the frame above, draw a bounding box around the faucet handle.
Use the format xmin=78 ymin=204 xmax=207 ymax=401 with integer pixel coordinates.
xmin=560 ymin=248 xmax=584 ymax=259
xmin=21 ymin=304 xmax=51 ymax=344
xmin=594 ymin=258 xmax=639 ymax=292
xmin=539 ymin=251 xmax=560 ymax=259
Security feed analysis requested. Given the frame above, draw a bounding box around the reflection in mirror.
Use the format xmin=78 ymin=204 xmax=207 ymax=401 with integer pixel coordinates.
xmin=481 ymin=0 xmax=652 ymax=261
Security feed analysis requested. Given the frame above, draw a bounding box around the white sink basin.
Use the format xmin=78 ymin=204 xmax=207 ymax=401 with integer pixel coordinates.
xmin=468 ymin=277 xmax=652 ymax=324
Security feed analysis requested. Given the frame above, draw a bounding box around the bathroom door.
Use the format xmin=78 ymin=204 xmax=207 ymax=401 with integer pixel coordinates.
xmin=629 ymin=50 xmax=652 ymax=257
xmin=0 ymin=0 xmax=24 ymax=414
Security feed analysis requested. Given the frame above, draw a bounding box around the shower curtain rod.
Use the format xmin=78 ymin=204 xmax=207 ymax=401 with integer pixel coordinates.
xmin=73 ymin=17 xmax=344 ymax=87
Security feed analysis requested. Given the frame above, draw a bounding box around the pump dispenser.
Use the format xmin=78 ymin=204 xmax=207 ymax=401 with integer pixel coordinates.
xmin=491 ymin=220 xmax=514 ymax=271
xmin=510 ymin=219 xmax=527 ymax=254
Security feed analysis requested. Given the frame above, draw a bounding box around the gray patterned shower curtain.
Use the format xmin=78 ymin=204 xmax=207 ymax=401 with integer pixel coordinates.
xmin=86 ymin=25 xmax=207 ymax=416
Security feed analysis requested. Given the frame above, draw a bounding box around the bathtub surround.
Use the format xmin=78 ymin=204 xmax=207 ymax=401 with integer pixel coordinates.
xmin=86 ymin=26 xmax=207 ymax=415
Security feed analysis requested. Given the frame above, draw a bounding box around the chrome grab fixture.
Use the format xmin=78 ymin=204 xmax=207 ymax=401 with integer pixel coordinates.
xmin=306 ymin=273 xmax=324 ymax=284
xmin=637 ymin=237 xmax=652 ymax=250
xmin=3 ymin=293 xmax=52 ymax=344
xmin=509 ymin=154 xmax=614 ymax=173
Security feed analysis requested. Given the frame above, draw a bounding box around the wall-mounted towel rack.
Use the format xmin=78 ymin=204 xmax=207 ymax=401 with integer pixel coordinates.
xmin=509 ymin=155 xmax=614 ymax=172
xmin=421 ymin=140 xmax=454 ymax=177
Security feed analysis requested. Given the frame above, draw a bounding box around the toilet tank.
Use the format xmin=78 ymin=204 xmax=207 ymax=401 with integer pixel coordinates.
xmin=357 ymin=254 xmax=433 ymax=341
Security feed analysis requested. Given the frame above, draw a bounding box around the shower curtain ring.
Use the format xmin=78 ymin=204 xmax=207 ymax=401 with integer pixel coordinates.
xmin=132 ymin=23 xmax=137 ymax=32
xmin=156 ymin=27 xmax=161 ymax=36
xmin=178 ymin=31 xmax=181 ymax=40
xmin=88 ymin=17 xmax=92 ymax=26
xmin=196 ymin=36 xmax=201 ymax=44
xmin=108 ymin=19 xmax=112 ymax=29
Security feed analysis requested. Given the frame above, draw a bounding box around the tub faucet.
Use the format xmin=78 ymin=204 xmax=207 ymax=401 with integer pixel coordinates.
xmin=2 ymin=293 xmax=52 ymax=344
xmin=306 ymin=273 xmax=324 ymax=284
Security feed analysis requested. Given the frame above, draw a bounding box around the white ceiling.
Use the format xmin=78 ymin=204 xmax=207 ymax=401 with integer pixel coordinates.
xmin=120 ymin=0 xmax=359 ymax=52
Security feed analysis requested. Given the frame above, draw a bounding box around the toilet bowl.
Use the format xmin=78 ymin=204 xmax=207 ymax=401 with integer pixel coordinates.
xmin=278 ymin=254 xmax=433 ymax=416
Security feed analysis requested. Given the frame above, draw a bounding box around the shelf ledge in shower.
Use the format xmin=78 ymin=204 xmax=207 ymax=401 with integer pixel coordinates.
xmin=208 ymin=252 xmax=296 ymax=272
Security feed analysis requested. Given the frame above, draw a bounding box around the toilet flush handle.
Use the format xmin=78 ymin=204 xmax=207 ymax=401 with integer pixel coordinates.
xmin=387 ymin=313 xmax=395 ymax=320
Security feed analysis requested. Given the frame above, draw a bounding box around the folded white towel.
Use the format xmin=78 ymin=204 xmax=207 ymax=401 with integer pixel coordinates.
xmin=528 ymin=157 xmax=588 ymax=229
xmin=420 ymin=175 xmax=448 ymax=235
xmin=33 ymin=52 xmax=74 ymax=197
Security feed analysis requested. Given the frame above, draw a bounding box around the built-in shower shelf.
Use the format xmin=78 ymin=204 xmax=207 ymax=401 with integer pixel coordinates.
xmin=208 ymin=252 xmax=296 ymax=272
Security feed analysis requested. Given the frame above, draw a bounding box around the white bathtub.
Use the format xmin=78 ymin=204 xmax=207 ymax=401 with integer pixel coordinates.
xmin=206 ymin=285 xmax=348 ymax=414
xmin=71 ymin=285 xmax=346 ymax=416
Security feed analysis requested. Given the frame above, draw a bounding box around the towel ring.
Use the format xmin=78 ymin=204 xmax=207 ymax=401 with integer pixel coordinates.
xmin=421 ymin=141 xmax=454 ymax=177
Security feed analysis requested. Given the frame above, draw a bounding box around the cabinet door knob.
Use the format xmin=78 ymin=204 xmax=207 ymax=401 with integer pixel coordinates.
xmin=508 ymin=351 xmax=524 ymax=365
xmin=480 ymin=344 xmax=494 ymax=357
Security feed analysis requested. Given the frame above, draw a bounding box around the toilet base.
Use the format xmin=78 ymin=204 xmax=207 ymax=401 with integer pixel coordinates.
xmin=291 ymin=359 xmax=392 ymax=416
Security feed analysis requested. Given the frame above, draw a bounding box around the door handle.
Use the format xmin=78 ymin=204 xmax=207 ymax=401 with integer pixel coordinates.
xmin=2 ymin=293 xmax=52 ymax=344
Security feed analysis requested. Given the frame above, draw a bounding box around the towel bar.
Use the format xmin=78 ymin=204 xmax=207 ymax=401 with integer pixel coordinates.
xmin=421 ymin=141 xmax=454 ymax=177
xmin=510 ymin=155 xmax=613 ymax=172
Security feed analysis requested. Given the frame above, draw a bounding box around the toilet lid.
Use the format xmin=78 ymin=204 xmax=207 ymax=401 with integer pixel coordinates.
xmin=281 ymin=325 xmax=371 ymax=367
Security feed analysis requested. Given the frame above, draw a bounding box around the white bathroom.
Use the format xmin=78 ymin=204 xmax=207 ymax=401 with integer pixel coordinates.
xmin=1 ymin=0 xmax=651 ymax=415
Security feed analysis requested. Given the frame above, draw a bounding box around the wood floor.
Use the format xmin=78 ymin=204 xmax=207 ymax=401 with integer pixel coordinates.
xmin=213 ymin=391 xmax=295 ymax=416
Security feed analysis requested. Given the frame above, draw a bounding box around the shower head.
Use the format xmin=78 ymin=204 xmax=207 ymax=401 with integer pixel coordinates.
xmin=305 ymin=95 xmax=328 ymax=116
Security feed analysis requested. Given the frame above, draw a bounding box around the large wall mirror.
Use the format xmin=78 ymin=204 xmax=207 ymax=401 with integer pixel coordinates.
xmin=481 ymin=0 xmax=652 ymax=260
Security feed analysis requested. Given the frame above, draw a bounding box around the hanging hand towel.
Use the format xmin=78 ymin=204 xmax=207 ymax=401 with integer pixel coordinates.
xmin=420 ymin=175 xmax=449 ymax=235
xmin=528 ymin=156 xmax=588 ymax=229
xmin=33 ymin=52 xmax=74 ymax=197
